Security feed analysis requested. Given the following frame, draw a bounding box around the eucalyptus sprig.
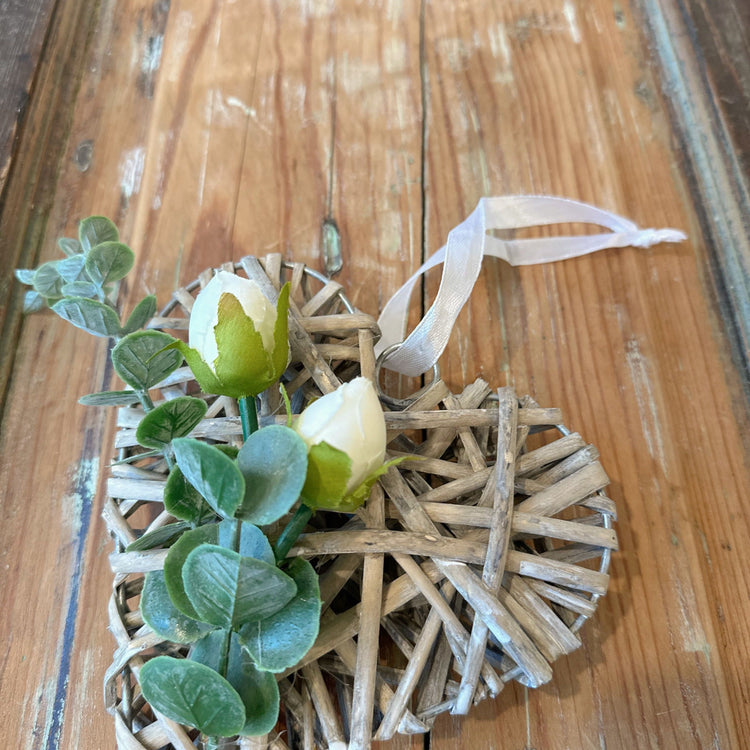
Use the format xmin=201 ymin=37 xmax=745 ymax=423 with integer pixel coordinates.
xmin=17 ymin=217 xmax=392 ymax=742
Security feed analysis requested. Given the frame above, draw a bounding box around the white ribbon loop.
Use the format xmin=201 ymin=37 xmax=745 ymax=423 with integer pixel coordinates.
xmin=375 ymin=195 xmax=686 ymax=376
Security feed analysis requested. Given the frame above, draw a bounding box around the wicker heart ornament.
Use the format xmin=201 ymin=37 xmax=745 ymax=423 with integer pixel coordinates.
xmin=104 ymin=255 xmax=616 ymax=750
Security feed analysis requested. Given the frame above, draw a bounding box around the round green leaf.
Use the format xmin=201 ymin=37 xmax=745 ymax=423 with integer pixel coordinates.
xmin=164 ymin=466 xmax=210 ymax=523
xmin=32 ymin=261 xmax=64 ymax=298
xmin=227 ymin=636 xmax=280 ymax=736
xmin=141 ymin=571 xmax=214 ymax=644
xmin=61 ymin=281 xmax=99 ymax=298
xmin=79 ymin=215 xmax=119 ymax=252
xmin=219 ymin=520 xmax=275 ymax=566
xmin=85 ymin=241 xmax=135 ymax=285
xmin=237 ymin=425 xmax=308 ymax=525
xmin=182 ymin=544 xmax=297 ymax=629
xmin=111 ymin=330 xmax=182 ymax=389
xmin=23 ymin=291 xmax=45 ymax=314
xmin=136 ymin=396 xmax=207 ymax=449
xmin=172 ymin=437 xmax=245 ymax=519
xmin=126 ymin=521 xmax=190 ymax=552
xmin=189 ymin=629 xmax=227 ymax=671
xmin=78 ymin=390 xmax=141 ymax=407
xmin=51 ymin=296 xmax=121 ymax=337
xmin=14 ymin=269 xmax=35 ymax=285
xmin=122 ymin=294 xmax=157 ymax=334
xmin=238 ymin=558 xmax=321 ymax=672
xmin=164 ymin=525 xmax=219 ymax=619
xmin=215 ymin=444 xmax=240 ymax=460
xmin=139 ymin=656 xmax=245 ymax=736
xmin=58 ymin=236 xmax=82 ymax=256
xmin=189 ymin=631 xmax=281 ymax=736
xmin=57 ymin=254 xmax=86 ymax=282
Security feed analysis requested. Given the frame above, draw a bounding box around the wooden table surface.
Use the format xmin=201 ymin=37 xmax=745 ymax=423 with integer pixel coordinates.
xmin=1 ymin=1 xmax=749 ymax=748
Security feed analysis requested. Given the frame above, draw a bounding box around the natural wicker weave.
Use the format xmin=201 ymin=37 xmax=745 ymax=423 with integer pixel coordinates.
xmin=103 ymin=255 xmax=617 ymax=750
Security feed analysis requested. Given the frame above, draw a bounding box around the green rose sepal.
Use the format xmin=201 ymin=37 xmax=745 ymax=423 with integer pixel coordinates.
xmin=301 ymin=442 xmax=407 ymax=512
xmin=166 ymin=283 xmax=290 ymax=399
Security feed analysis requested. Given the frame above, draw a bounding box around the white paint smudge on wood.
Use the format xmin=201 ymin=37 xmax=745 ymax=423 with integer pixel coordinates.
xmin=141 ymin=34 xmax=163 ymax=76
xmin=626 ymin=338 xmax=668 ymax=474
xmin=118 ymin=147 xmax=145 ymax=199
xmin=563 ymin=1 xmax=582 ymax=44
xmin=488 ymin=23 xmax=512 ymax=67
xmin=167 ymin=11 xmax=194 ymax=82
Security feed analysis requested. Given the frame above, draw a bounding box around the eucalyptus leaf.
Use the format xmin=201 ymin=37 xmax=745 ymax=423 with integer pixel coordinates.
xmin=141 ymin=571 xmax=214 ymax=643
xmin=238 ymin=558 xmax=320 ymax=672
xmin=85 ymin=241 xmax=135 ymax=285
xmin=57 ymin=254 xmax=87 ymax=282
xmin=172 ymin=438 xmax=245 ymax=519
xmin=139 ymin=656 xmax=246 ymax=736
xmin=61 ymin=281 xmax=99 ymax=298
xmin=23 ymin=291 xmax=45 ymax=314
xmin=237 ymin=425 xmax=308 ymax=525
xmin=79 ymin=215 xmax=119 ymax=253
xmin=32 ymin=262 xmax=63 ymax=298
xmin=122 ymin=294 xmax=157 ymax=334
xmin=111 ymin=330 xmax=182 ymax=389
xmin=58 ymin=237 xmax=82 ymax=256
xmin=163 ymin=524 xmax=219 ymax=619
xmin=78 ymin=390 xmax=141 ymax=407
xmin=136 ymin=396 xmax=207 ymax=449
xmin=126 ymin=521 xmax=191 ymax=552
xmin=218 ymin=520 xmax=275 ymax=566
xmin=182 ymin=544 xmax=296 ymax=629
xmin=215 ymin=444 xmax=239 ymax=460
xmin=164 ymin=466 xmax=210 ymax=523
xmin=14 ymin=269 xmax=34 ymax=285
xmin=189 ymin=629 xmax=227 ymax=671
xmin=227 ymin=636 xmax=280 ymax=736
xmin=51 ymin=296 xmax=121 ymax=337
xmin=189 ymin=631 xmax=280 ymax=736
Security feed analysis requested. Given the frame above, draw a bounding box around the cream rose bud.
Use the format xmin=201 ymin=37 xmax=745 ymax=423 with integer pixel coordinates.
xmin=294 ymin=377 xmax=387 ymax=509
xmin=172 ymin=270 xmax=291 ymax=399
xmin=189 ymin=271 xmax=277 ymax=366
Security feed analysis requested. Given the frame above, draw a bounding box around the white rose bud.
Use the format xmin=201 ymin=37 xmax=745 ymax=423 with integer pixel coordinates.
xmin=172 ymin=270 xmax=290 ymax=399
xmin=294 ymin=377 xmax=387 ymax=510
xmin=190 ymin=271 xmax=277 ymax=367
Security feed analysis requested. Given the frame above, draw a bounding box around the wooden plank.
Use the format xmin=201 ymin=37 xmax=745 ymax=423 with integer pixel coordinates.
xmin=0 ymin=0 xmax=748 ymax=749
xmin=0 ymin=0 xmax=55 ymax=192
xmin=0 ymin=0 xmax=102 ymax=417
xmin=635 ymin=0 xmax=750 ymax=394
xmin=421 ymin=1 xmax=749 ymax=748
xmin=676 ymin=0 xmax=750 ymax=179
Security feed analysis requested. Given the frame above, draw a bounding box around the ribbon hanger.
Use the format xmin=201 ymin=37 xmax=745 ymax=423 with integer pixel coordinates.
xmin=374 ymin=195 xmax=686 ymax=377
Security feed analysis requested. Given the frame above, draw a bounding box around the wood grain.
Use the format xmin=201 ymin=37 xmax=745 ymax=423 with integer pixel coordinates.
xmin=0 ymin=0 xmax=55 ymax=192
xmin=0 ymin=0 xmax=102 ymax=418
xmin=0 ymin=0 xmax=748 ymax=748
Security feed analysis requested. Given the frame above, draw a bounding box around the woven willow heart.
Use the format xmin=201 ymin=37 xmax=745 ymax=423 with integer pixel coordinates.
xmin=103 ymin=255 xmax=616 ymax=750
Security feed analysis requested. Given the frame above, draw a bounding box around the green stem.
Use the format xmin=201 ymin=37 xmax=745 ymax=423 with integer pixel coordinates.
xmin=274 ymin=503 xmax=313 ymax=562
xmin=239 ymin=395 xmax=258 ymax=441
xmin=137 ymin=389 xmax=155 ymax=412
xmin=217 ymin=627 xmax=232 ymax=681
xmin=208 ymin=400 xmax=260 ymax=707
xmin=214 ymin=396 xmax=258 ymax=686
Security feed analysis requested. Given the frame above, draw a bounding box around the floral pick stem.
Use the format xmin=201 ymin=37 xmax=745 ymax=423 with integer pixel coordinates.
xmin=216 ymin=396 xmax=260 ymax=688
xmin=137 ymin=390 xmax=155 ymax=412
xmin=239 ymin=395 xmax=259 ymax=441
xmin=274 ymin=503 xmax=313 ymax=563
